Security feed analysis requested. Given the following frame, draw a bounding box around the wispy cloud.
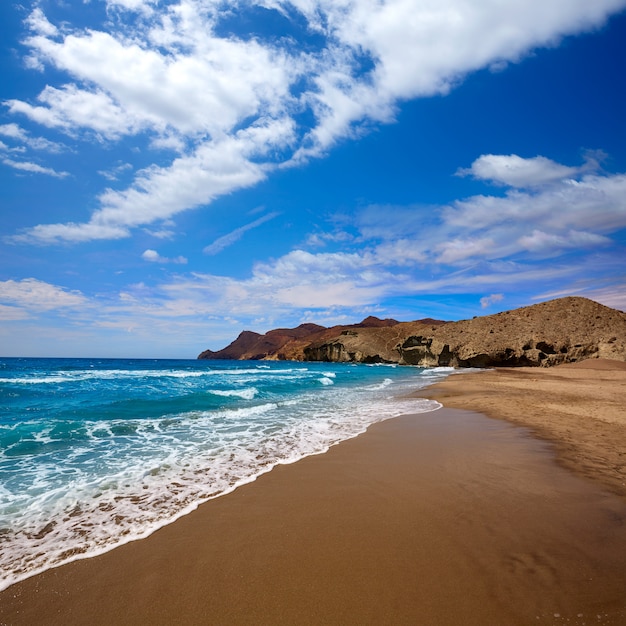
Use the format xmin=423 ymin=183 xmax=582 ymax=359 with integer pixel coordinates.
xmin=2 ymin=157 xmax=69 ymax=178
xmin=0 ymin=123 xmax=66 ymax=153
xmin=0 ymin=278 xmax=87 ymax=311
xmin=0 ymin=304 xmax=32 ymax=321
xmin=7 ymin=0 xmax=626 ymax=243
xmin=98 ymin=162 xmax=133 ymax=181
xmin=203 ymin=212 xmax=280 ymax=255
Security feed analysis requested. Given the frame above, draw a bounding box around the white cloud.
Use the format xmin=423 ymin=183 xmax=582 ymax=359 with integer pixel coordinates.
xmin=47 ymin=116 xmax=289 ymax=244
xmin=0 ymin=278 xmax=87 ymax=311
xmin=0 ymin=123 xmax=28 ymax=141
xmin=12 ymin=130 xmax=276 ymax=243
xmin=457 ymin=154 xmax=583 ymax=187
xmin=11 ymin=221 xmax=130 ymax=244
xmin=106 ymin=0 xmax=157 ymax=14
xmin=7 ymin=0 xmax=626 ymax=243
xmin=0 ymin=122 xmax=65 ymax=153
xmin=443 ymin=170 xmax=626 ymax=237
xmin=25 ymin=8 xmax=58 ymax=38
xmin=373 ymin=239 xmax=428 ymax=265
xmin=295 ymin=0 xmax=626 ymax=157
xmin=518 ymin=229 xmax=611 ymax=252
xmin=480 ymin=293 xmax=504 ymax=308
xmin=16 ymin=17 xmax=296 ymax=139
xmin=141 ymin=249 xmax=187 ymax=263
xmin=203 ymin=212 xmax=280 ymax=255
xmin=0 ymin=304 xmax=32 ymax=321
xmin=98 ymin=162 xmax=133 ymax=181
xmin=6 ymin=85 xmax=144 ymax=139
xmin=282 ymin=154 xmax=626 ymax=297
xmin=183 ymin=154 xmax=624 ymax=315
xmin=2 ymin=158 xmax=69 ymax=178
xmin=434 ymin=237 xmax=497 ymax=264
xmin=144 ymin=224 xmax=177 ymax=239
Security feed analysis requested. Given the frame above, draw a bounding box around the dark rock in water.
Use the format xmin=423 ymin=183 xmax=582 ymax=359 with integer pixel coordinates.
xmin=198 ymin=297 xmax=626 ymax=368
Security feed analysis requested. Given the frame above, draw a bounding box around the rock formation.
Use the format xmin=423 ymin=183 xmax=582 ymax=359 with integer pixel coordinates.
xmin=395 ymin=297 xmax=626 ymax=367
xmin=198 ymin=297 xmax=626 ymax=367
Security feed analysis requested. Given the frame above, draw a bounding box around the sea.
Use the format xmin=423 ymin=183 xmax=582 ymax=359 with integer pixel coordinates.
xmin=0 ymin=357 xmax=451 ymax=591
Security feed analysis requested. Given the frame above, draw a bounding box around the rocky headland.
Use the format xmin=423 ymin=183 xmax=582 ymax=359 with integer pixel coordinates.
xmin=198 ymin=296 xmax=626 ymax=367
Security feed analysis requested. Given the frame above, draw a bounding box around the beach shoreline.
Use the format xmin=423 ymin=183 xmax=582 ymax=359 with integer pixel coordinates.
xmin=2 ymin=360 xmax=626 ymax=624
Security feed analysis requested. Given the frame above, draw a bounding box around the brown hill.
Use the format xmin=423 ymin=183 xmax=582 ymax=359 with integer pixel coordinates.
xmin=198 ymin=297 xmax=626 ymax=367
xmin=198 ymin=323 xmax=325 ymax=360
xmin=198 ymin=317 xmax=406 ymax=361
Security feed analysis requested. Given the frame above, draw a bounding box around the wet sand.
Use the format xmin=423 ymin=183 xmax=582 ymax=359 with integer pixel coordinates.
xmin=416 ymin=358 xmax=626 ymax=497
xmin=2 ymin=361 xmax=626 ymax=625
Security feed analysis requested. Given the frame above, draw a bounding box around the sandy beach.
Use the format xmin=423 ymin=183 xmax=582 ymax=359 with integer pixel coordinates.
xmin=2 ymin=359 xmax=626 ymax=625
xmin=416 ymin=358 xmax=626 ymax=498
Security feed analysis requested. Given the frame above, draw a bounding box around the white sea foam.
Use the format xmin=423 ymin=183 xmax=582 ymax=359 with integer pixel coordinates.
xmin=0 ymin=366 xmax=313 ymax=386
xmin=209 ymin=388 xmax=258 ymax=400
xmin=364 ymin=377 xmax=393 ymax=391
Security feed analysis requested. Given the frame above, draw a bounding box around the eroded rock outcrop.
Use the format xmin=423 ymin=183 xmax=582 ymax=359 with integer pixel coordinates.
xmin=396 ymin=297 xmax=626 ymax=367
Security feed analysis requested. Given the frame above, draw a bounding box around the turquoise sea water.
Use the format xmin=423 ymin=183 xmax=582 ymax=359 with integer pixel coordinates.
xmin=0 ymin=357 xmax=449 ymax=590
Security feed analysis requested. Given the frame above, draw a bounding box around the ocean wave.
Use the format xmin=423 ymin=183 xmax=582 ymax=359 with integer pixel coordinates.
xmin=0 ymin=360 xmax=450 ymax=592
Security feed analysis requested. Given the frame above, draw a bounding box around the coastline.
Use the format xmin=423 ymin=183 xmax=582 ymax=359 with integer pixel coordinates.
xmin=2 ymin=361 xmax=626 ymax=624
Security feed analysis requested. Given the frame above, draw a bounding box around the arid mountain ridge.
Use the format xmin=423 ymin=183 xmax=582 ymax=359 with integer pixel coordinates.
xmin=198 ymin=297 xmax=626 ymax=367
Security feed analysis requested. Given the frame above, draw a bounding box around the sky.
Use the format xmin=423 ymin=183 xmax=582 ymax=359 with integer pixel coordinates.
xmin=1 ymin=0 xmax=626 ymax=358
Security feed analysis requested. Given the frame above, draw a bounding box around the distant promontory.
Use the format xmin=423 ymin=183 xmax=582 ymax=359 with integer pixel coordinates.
xmin=198 ymin=297 xmax=626 ymax=367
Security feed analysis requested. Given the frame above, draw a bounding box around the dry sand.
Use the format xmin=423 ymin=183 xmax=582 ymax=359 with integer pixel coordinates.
xmin=1 ymin=359 xmax=626 ymax=625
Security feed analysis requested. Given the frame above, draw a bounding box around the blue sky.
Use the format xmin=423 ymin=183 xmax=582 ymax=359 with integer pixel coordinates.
xmin=1 ymin=0 xmax=625 ymax=358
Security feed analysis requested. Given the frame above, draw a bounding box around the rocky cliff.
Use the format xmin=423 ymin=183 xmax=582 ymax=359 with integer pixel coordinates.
xmin=198 ymin=297 xmax=626 ymax=367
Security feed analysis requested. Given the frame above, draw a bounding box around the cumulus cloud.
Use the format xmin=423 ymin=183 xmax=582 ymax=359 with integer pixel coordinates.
xmin=0 ymin=123 xmax=27 ymax=141
xmin=480 ymin=293 xmax=504 ymax=308
xmin=8 ymin=0 xmax=626 ymax=243
xmin=141 ymin=249 xmax=187 ymax=264
xmin=457 ymin=154 xmax=583 ymax=187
